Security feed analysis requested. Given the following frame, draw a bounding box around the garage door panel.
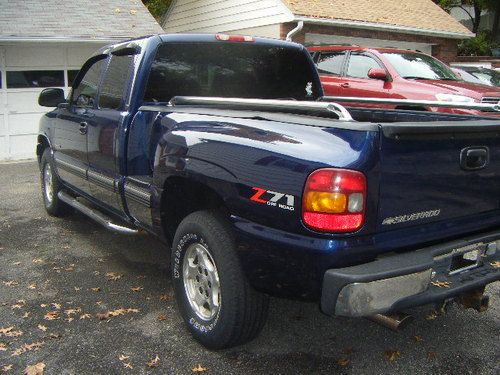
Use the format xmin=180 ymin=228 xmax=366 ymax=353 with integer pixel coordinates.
xmin=5 ymin=46 xmax=65 ymax=68
xmin=0 ymin=136 xmax=7 ymax=159
xmin=8 ymin=113 xmax=43 ymax=135
xmin=9 ymin=134 xmax=37 ymax=159
xmin=7 ymin=91 xmax=48 ymax=112
xmin=0 ymin=115 xmax=5 ymax=135
xmin=67 ymin=46 xmax=99 ymax=66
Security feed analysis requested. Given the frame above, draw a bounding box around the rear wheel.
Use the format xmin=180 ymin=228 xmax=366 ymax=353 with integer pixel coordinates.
xmin=40 ymin=149 xmax=70 ymax=216
xmin=171 ymin=210 xmax=269 ymax=349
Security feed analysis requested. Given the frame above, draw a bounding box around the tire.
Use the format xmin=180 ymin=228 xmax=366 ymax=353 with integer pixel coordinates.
xmin=40 ymin=149 xmax=70 ymax=217
xmin=171 ymin=210 xmax=269 ymax=349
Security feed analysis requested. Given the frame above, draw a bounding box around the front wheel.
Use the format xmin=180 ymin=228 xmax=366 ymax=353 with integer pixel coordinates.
xmin=40 ymin=149 xmax=70 ymax=217
xmin=171 ymin=210 xmax=269 ymax=349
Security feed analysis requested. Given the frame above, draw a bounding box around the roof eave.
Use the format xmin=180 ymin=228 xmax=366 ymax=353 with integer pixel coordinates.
xmin=0 ymin=36 xmax=127 ymax=43
xmin=294 ymin=16 xmax=474 ymax=39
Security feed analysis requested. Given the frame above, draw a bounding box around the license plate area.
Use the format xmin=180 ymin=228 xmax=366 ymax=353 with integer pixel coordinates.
xmin=449 ymin=249 xmax=481 ymax=275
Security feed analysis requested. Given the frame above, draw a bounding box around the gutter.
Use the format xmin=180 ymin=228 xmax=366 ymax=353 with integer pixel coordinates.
xmin=286 ymin=21 xmax=304 ymax=41
xmin=294 ymin=16 xmax=474 ymax=39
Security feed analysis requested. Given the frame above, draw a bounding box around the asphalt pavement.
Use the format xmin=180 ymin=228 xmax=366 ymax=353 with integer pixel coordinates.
xmin=0 ymin=161 xmax=499 ymax=374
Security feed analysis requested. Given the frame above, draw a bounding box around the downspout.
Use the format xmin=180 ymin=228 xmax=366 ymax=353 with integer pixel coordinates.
xmin=286 ymin=21 xmax=304 ymax=42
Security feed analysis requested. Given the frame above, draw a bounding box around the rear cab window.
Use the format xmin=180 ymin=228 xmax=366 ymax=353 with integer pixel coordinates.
xmin=144 ymin=42 xmax=320 ymax=103
xmin=316 ymin=51 xmax=346 ymax=76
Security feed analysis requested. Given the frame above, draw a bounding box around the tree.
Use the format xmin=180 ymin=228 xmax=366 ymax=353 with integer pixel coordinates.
xmin=142 ymin=0 xmax=172 ymax=22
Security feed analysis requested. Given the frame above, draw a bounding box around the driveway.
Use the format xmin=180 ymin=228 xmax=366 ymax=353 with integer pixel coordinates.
xmin=0 ymin=161 xmax=499 ymax=374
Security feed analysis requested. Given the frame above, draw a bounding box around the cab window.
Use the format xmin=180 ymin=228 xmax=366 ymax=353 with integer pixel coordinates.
xmin=346 ymin=53 xmax=382 ymax=79
xmin=316 ymin=51 xmax=346 ymax=76
xmin=71 ymin=58 xmax=106 ymax=108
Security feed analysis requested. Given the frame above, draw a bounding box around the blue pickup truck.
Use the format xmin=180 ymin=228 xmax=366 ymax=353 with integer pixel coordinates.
xmin=37 ymin=34 xmax=500 ymax=349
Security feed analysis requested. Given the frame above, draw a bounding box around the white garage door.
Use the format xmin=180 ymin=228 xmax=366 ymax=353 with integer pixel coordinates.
xmin=0 ymin=42 xmax=105 ymax=161
xmin=305 ymin=33 xmax=433 ymax=55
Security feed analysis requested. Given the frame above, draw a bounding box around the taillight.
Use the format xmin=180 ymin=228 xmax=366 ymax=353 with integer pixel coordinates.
xmin=302 ymin=168 xmax=366 ymax=233
xmin=215 ymin=34 xmax=255 ymax=42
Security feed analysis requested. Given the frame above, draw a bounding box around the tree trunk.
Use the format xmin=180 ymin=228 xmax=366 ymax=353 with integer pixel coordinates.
xmin=472 ymin=2 xmax=482 ymax=34
xmin=492 ymin=4 xmax=500 ymax=41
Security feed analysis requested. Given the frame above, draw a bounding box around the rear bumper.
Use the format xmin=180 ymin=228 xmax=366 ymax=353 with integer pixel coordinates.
xmin=321 ymin=229 xmax=500 ymax=317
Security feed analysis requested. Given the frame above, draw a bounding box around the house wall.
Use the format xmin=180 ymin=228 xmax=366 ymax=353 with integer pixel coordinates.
xmin=224 ymin=24 xmax=281 ymax=39
xmin=281 ymin=23 xmax=459 ymax=63
xmin=162 ymin=0 xmax=292 ymax=33
xmin=0 ymin=42 xmax=106 ymax=161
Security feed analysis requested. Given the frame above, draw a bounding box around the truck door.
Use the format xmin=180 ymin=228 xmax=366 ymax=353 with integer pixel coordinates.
xmin=340 ymin=52 xmax=392 ymax=108
xmin=53 ymin=56 xmax=107 ymax=195
xmin=86 ymin=54 xmax=135 ymax=214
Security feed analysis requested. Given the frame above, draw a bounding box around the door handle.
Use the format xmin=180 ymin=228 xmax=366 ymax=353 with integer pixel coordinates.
xmin=79 ymin=121 xmax=88 ymax=135
xmin=340 ymin=83 xmax=350 ymax=88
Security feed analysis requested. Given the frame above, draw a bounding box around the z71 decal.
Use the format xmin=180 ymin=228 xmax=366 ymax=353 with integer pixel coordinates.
xmin=250 ymin=187 xmax=295 ymax=211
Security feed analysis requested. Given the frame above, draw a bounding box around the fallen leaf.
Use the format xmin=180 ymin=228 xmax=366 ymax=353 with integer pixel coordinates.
xmin=158 ymin=314 xmax=167 ymax=321
xmin=11 ymin=341 xmax=44 ymax=356
xmin=0 ymin=343 xmax=7 ymax=351
xmin=96 ymin=301 xmax=103 ymax=305
xmin=425 ymin=310 xmax=438 ymax=320
xmin=51 ymin=303 xmax=61 ymax=310
xmin=2 ymin=281 xmax=18 ymax=287
xmin=130 ymin=9 xmax=137 ymax=15
xmin=0 ymin=327 xmax=23 ymax=337
xmin=24 ymin=362 xmax=45 ymax=375
xmin=119 ymin=354 xmax=130 ymax=361
xmin=123 ymin=362 xmax=133 ymax=369
xmin=431 ymin=281 xmax=451 ymax=288
xmin=3 ymin=365 xmax=13 ymax=372
xmin=79 ymin=314 xmax=92 ymax=320
xmin=337 ymin=358 xmax=350 ymax=367
xmin=11 ymin=303 xmax=24 ymax=309
xmin=192 ymin=364 xmax=208 ymax=372
xmin=65 ymin=317 xmax=74 ymax=323
xmin=96 ymin=308 xmax=139 ymax=320
xmin=37 ymin=325 xmax=47 ymax=332
xmin=44 ymin=311 xmax=59 ymax=321
xmin=130 ymin=287 xmax=143 ymax=292
xmin=64 ymin=308 xmax=81 ymax=316
xmin=48 ymin=333 xmax=61 ymax=339
xmin=13 ymin=262 xmax=21 ymax=266
xmin=427 ymin=351 xmax=437 ymax=360
xmin=147 ymin=355 xmax=160 ymax=368
xmin=40 ymin=304 xmax=47 ymax=308
xmin=490 ymin=261 xmax=500 ymax=269
xmin=384 ymin=350 xmax=401 ymax=362
xmin=106 ymin=272 xmax=123 ymax=281
xmin=28 ymin=284 xmax=36 ymax=290
xmin=414 ymin=335 xmax=424 ymax=342
xmin=74 ymin=287 xmax=81 ymax=291
xmin=159 ymin=294 xmax=171 ymax=301
xmin=32 ymin=258 xmax=43 ymax=264
xmin=91 ymin=287 xmax=101 ymax=292
xmin=22 ymin=312 xmax=30 ymax=319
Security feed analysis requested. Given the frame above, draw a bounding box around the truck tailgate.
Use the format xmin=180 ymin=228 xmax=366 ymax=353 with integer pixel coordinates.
xmin=377 ymin=120 xmax=500 ymax=230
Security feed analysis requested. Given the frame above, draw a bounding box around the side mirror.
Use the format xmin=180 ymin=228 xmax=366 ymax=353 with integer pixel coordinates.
xmin=38 ymin=88 xmax=66 ymax=107
xmin=368 ymin=68 xmax=388 ymax=81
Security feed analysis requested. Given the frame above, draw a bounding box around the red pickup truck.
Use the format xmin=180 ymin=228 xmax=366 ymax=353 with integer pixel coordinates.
xmin=308 ymin=45 xmax=500 ymax=116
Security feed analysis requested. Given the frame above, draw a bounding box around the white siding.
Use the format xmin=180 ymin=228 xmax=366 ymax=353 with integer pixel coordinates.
xmin=225 ymin=24 xmax=281 ymax=39
xmin=162 ymin=0 xmax=293 ymax=33
xmin=0 ymin=42 xmax=106 ymax=161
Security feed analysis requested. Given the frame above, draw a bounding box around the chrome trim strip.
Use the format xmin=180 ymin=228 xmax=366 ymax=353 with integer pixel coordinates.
xmin=124 ymin=182 xmax=151 ymax=208
xmin=54 ymin=157 xmax=86 ymax=178
xmin=88 ymin=170 xmax=116 ymax=192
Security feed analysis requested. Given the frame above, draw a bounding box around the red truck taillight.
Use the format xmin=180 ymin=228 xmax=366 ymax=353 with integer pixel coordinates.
xmin=302 ymin=168 xmax=366 ymax=233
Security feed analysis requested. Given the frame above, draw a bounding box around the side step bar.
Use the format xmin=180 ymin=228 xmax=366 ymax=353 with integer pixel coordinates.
xmin=58 ymin=191 xmax=140 ymax=235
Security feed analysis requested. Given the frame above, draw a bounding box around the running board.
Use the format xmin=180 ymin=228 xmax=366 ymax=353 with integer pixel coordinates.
xmin=58 ymin=191 xmax=140 ymax=235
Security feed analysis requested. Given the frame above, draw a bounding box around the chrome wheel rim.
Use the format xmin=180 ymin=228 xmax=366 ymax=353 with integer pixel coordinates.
xmin=43 ymin=163 xmax=54 ymax=204
xmin=182 ymin=242 xmax=221 ymax=321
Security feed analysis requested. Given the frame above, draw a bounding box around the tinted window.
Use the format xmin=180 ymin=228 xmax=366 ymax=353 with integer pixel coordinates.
xmin=72 ymin=58 xmax=106 ymax=108
xmin=317 ymin=52 xmax=346 ymax=75
xmin=99 ymin=55 xmax=133 ymax=109
xmin=67 ymin=70 xmax=80 ymax=86
xmin=346 ymin=54 xmax=381 ymax=78
xmin=144 ymin=43 xmax=319 ymax=102
xmin=382 ymin=52 xmax=457 ymax=80
xmin=6 ymin=70 xmax=64 ymax=88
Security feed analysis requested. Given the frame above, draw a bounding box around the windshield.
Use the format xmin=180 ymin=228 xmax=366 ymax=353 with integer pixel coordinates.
xmin=382 ymin=51 xmax=458 ymax=80
xmin=144 ymin=43 xmax=320 ymax=102
xmin=468 ymin=69 xmax=500 ymax=87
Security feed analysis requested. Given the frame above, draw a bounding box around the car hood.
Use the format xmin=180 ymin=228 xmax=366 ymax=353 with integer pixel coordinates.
xmin=409 ymin=79 xmax=500 ymax=100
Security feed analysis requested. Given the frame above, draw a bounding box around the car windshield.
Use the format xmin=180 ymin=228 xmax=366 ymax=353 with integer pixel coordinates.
xmin=468 ymin=68 xmax=500 ymax=87
xmin=382 ymin=51 xmax=458 ymax=80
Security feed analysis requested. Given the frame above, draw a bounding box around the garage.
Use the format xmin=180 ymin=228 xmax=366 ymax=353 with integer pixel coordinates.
xmin=0 ymin=43 xmax=101 ymax=160
xmin=0 ymin=0 xmax=163 ymax=161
